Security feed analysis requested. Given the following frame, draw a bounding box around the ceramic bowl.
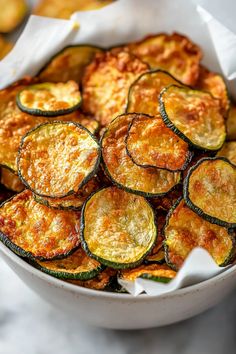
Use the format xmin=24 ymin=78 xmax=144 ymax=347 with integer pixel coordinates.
xmin=1 ymin=241 xmax=236 ymax=329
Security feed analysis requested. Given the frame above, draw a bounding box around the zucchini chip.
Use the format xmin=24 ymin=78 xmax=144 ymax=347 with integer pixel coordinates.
xmin=145 ymin=212 xmax=165 ymax=264
xmin=184 ymin=157 xmax=236 ymax=227
xmin=159 ymin=85 xmax=226 ymax=151
xmin=17 ymin=81 xmax=82 ymax=117
xmin=1 ymin=168 xmax=24 ymax=193
xmin=217 ymin=142 xmax=236 ymax=166
xmin=196 ymin=66 xmax=230 ymax=117
xmin=38 ymin=45 xmax=103 ymax=84
xmin=101 ymin=113 xmax=181 ymax=197
xmin=0 ymin=190 xmax=80 ymax=260
xmin=150 ymin=185 xmax=183 ymax=212
xmin=81 ymin=187 xmax=157 ymax=269
xmin=164 ymin=199 xmax=235 ymax=270
xmin=126 ymin=114 xmax=191 ymax=171
xmin=226 ymin=105 xmax=236 ymax=141
xmin=18 ymin=122 xmax=101 ymax=198
xmin=0 ymin=0 xmax=27 ymax=33
xmin=0 ymin=35 xmax=13 ymax=60
xmin=82 ymin=49 xmax=149 ymax=126
xmin=68 ymin=268 xmax=117 ymax=291
xmin=120 ymin=264 xmax=176 ymax=282
xmin=34 ymin=177 xmax=99 ymax=211
xmin=128 ymin=33 xmax=202 ymax=85
xmin=33 ymin=247 xmax=104 ymax=280
xmin=126 ymin=70 xmax=182 ymax=115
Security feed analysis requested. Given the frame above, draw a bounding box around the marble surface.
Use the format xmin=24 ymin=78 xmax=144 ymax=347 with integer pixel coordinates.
xmin=0 ymin=257 xmax=236 ymax=354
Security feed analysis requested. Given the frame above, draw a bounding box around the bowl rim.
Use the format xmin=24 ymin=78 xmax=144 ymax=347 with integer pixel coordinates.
xmin=1 ymin=241 xmax=236 ymax=300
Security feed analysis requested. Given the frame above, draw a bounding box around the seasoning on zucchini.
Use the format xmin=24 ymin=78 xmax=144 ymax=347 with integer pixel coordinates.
xmin=82 ymin=49 xmax=149 ymax=126
xmin=164 ymin=199 xmax=235 ymax=270
xmin=226 ymin=105 xmax=236 ymax=140
xmin=0 ymin=35 xmax=13 ymax=60
xmin=17 ymin=81 xmax=82 ymax=117
xmin=120 ymin=264 xmax=176 ymax=282
xmin=68 ymin=268 xmax=117 ymax=291
xmin=18 ymin=122 xmax=101 ymax=198
xmin=101 ymin=113 xmax=181 ymax=197
xmin=38 ymin=45 xmax=103 ymax=84
xmin=0 ymin=190 xmax=80 ymax=260
xmin=216 ymin=142 xmax=236 ymax=166
xmin=0 ymin=0 xmax=27 ymax=33
xmin=34 ymin=177 xmax=99 ymax=211
xmin=32 ymin=247 xmax=104 ymax=280
xmin=126 ymin=70 xmax=182 ymax=115
xmin=127 ymin=33 xmax=202 ymax=85
xmin=1 ymin=168 xmax=24 ymax=193
xmin=81 ymin=186 xmax=157 ymax=269
xmin=159 ymin=85 xmax=226 ymax=151
xmin=184 ymin=157 xmax=236 ymax=227
xmin=126 ymin=114 xmax=192 ymax=171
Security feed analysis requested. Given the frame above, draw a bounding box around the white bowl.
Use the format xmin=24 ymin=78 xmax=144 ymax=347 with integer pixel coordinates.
xmin=1 ymin=242 xmax=236 ymax=329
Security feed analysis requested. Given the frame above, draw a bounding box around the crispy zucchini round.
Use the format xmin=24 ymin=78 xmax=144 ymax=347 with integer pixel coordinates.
xmin=81 ymin=187 xmax=157 ymax=269
xmin=159 ymin=85 xmax=226 ymax=151
xmin=38 ymin=45 xmax=103 ymax=84
xmin=0 ymin=0 xmax=27 ymax=33
xmin=184 ymin=157 xmax=236 ymax=227
xmin=17 ymin=81 xmax=82 ymax=117
xmin=101 ymin=113 xmax=181 ymax=197
xmin=126 ymin=70 xmax=183 ymax=115
xmin=217 ymin=142 xmax=236 ymax=166
xmin=226 ymin=105 xmax=236 ymax=141
xmin=126 ymin=114 xmax=192 ymax=171
xmin=18 ymin=122 xmax=101 ymax=198
xmin=120 ymin=264 xmax=176 ymax=282
xmin=164 ymin=199 xmax=235 ymax=270
xmin=127 ymin=33 xmax=202 ymax=85
xmin=0 ymin=190 xmax=80 ymax=260
xmin=32 ymin=247 xmax=104 ymax=280
xmin=0 ymin=35 xmax=13 ymax=60
xmin=68 ymin=268 xmax=117 ymax=291
xmin=1 ymin=168 xmax=24 ymax=193
xmin=82 ymin=49 xmax=149 ymax=126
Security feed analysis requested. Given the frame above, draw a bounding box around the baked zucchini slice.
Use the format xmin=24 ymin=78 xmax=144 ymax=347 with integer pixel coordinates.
xmin=0 ymin=35 xmax=13 ymax=60
xmin=82 ymin=49 xmax=149 ymax=126
xmin=217 ymin=142 xmax=236 ymax=166
xmin=126 ymin=70 xmax=182 ymax=116
xmin=126 ymin=114 xmax=191 ymax=171
xmin=18 ymin=122 xmax=101 ymax=198
xmin=150 ymin=185 xmax=183 ymax=212
xmin=32 ymin=247 xmax=104 ymax=280
xmin=34 ymin=177 xmax=99 ymax=211
xmin=164 ymin=199 xmax=235 ymax=270
xmin=120 ymin=264 xmax=176 ymax=282
xmin=81 ymin=186 xmax=157 ymax=269
xmin=38 ymin=45 xmax=103 ymax=84
xmin=1 ymin=168 xmax=24 ymax=193
xmin=68 ymin=268 xmax=117 ymax=291
xmin=226 ymin=105 xmax=236 ymax=141
xmin=0 ymin=190 xmax=80 ymax=260
xmin=159 ymin=85 xmax=226 ymax=151
xmin=184 ymin=157 xmax=236 ymax=227
xmin=17 ymin=81 xmax=82 ymax=117
xmin=101 ymin=113 xmax=181 ymax=197
xmin=0 ymin=0 xmax=27 ymax=33
xmin=127 ymin=33 xmax=202 ymax=85
xmin=145 ymin=212 xmax=165 ymax=264
xmin=196 ymin=66 xmax=230 ymax=117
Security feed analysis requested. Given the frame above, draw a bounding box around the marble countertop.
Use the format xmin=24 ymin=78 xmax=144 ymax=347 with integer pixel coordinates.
xmin=0 ymin=257 xmax=236 ymax=354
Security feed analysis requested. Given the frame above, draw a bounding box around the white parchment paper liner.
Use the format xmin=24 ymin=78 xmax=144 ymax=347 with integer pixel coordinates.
xmin=0 ymin=0 xmax=236 ymax=295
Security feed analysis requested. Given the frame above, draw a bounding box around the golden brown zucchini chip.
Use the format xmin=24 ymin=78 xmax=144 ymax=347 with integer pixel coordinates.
xmin=226 ymin=105 xmax=236 ymax=140
xmin=164 ymin=199 xmax=235 ymax=270
xmin=82 ymin=49 xmax=149 ymax=126
xmin=120 ymin=264 xmax=176 ymax=282
xmin=101 ymin=113 xmax=181 ymax=197
xmin=0 ymin=35 xmax=13 ymax=60
xmin=0 ymin=190 xmax=80 ymax=260
xmin=34 ymin=0 xmax=114 ymax=19
xmin=217 ymin=141 xmax=236 ymax=166
xmin=68 ymin=268 xmax=117 ymax=291
xmin=18 ymin=122 xmax=101 ymax=198
xmin=126 ymin=70 xmax=182 ymax=115
xmin=34 ymin=177 xmax=99 ymax=211
xmin=17 ymin=81 xmax=81 ymax=117
xmin=150 ymin=185 xmax=183 ymax=212
xmin=196 ymin=66 xmax=230 ymax=117
xmin=184 ymin=157 xmax=236 ymax=227
xmin=160 ymin=85 xmax=226 ymax=151
xmin=126 ymin=114 xmax=191 ymax=171
xmin=38 ymin=45 xmax=103 ymax=84
xmin=0 ymin=0 xmax=27 ymax=33
xmin=1 ymin=168 xmax=24 ymax=193
xmin=33 ymin=247 xmax=104 ymax=280
xmin=81 ymin=186 xmax=157 ymax=269
xmin=128 ymin=33 xmax=202 ymax=85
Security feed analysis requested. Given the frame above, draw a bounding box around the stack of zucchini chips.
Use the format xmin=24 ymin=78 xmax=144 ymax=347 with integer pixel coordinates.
xmin=0 ymin=33 xmax=235 ymax=293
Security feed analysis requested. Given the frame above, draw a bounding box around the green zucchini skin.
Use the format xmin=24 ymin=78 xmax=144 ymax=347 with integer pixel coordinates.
xmin=80 ymin=187 xmax=158 ymax=269
xmin=159 ymin=85 xmax=225 ymax=152
xmin=139 ymin=273 xmax=172 ymax=283
xmin=17 ymin=121 xmax=101 ymax=199
xmin=183 ymin=156 xmax=236 ymax=228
